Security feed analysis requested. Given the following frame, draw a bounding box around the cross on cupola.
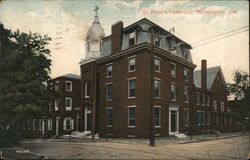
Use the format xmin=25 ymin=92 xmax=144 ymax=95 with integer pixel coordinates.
xmin=94 ymin=5 xmax=99 ymax=16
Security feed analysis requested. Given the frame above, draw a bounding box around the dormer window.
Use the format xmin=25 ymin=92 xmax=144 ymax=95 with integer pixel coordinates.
xmin=129 ymin=31 xmax=136 ymax=46
xmin=171 ymin=46 xmax=176 ymax=55
xmin=155 ymin=36 xmax=160 ymax=47
xmin=184 ymin=48 xmax=189 ymax=59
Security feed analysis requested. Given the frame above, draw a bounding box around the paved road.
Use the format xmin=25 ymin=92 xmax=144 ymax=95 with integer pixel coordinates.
xmin=21 ymin=135 xmax=249 ymax=159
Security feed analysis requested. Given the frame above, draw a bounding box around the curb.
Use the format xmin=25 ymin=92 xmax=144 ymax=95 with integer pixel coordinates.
xmin=178 ymin=134 xmax=247 ymax=144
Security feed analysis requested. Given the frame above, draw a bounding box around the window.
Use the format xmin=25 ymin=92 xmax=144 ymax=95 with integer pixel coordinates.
xmin=154 ymin=80 xmax=160 ymax=98
xmin=84 ymin=81 xmax=90 ymax=98
xmin=155 ymin=36 xmax=160 ymax=47
xmin=65 ymin=97 xmax=72 ymax=111
xmin=183 ymin=48 xmax=189 ymax=59
xmin=213 ymin=100 xmax=217 ymax=110
xmin=171 ymin=83 xmax=176 ymax=101
xmin=196 ymin=92 xmax=200 ymax=105
xmin=33 ymin=119 xmax=36 ymax=131
xmin=106 ymin=64 xmax=112 ymax=77
xmin=206 ymin=94 xmax=210 ymax=107
xmin=48 ymin=119 xmax=52 ymax=131
xmin=128 ymin=79 xmax=136 ymax=98
xmin=216 ymin=113 xmax=219 ymax=125
xmin=128 ymin=106 xmax=136 ymax=127
xmin=39 ymin=119 xmax=42 ymax=131
xmin=171 ymin=46 xmax=176 ymax=55
xmin=106 ymin=83 xmax=112 ymax=101
xmin=184 ymin=68 xmax=189 ymax=81
xmin=184 ymin=86 xmax=189 ymax=103
xmin=65 ymin=81 xmax=72 ymax=92
xmin=221 ymin=102 xmax=224 ymax=111
xmin=184 ymin=109 xmax=189 ymax=127
xmin=197 ymin=111 xmax=201 ymax=126
xmin=129 ymin=32 xmax=136 ymax=46
xmin=55 ymin=100 xmax=59 ymax=111
xmin=154 ymin=58 xmax=160 ymax=72
xmin=106 ymin=108 xmax=112 ymax=127
xmin=154 ymin=106 xmax=161 ymax=127
xmin=55 ymin=80 xmax=59 ymax=91
xmin=63 ymin=118 xmax=73 ymax=131
xmin=202 ymin=111 xmax=205 ymax=126
xmin=202 ymin=93 xmax=205 ymax=106
xmin=171 ymin=63 xmax=176 ymax=77
xmin=207 ymin=112 xmax=210 ymax=125
xmin=128 ymin=57 xmax=136 ymax=72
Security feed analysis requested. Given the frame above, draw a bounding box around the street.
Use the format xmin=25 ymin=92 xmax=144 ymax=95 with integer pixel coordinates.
xmin=20 ymin=135 xmax=250 ymax=159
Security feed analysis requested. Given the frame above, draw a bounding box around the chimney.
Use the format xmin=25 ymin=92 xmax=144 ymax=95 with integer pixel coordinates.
xmin=111 ymin=21 xmax=123 ymax=54
xmin=201 ymin=59 xmax=207 ymax=90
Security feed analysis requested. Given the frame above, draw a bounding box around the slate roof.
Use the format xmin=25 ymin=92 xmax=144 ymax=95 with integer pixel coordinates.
xmin=194 ymin=66 xmax=226 ymax=89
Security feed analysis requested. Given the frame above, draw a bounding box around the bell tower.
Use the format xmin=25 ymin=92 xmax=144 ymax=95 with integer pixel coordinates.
xmin=85 ymin=5 xmax=105 ymax=58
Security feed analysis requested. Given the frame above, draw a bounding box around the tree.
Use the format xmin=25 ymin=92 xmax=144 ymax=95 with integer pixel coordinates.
xmin=227 ymin=70 xmax=249 ymax=100
xmin=0 ymin=24 xmax=53 ymax=146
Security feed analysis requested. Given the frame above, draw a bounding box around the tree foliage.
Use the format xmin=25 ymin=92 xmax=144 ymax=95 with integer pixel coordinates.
xmin=227 ymin=70 xmax=249 ymax=100
xmin=0 ymin=23 xmax=53 ymax=145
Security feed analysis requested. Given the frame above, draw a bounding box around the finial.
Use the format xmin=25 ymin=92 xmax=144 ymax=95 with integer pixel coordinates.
xmin=94 ymin=5 xmax=99 ymax=16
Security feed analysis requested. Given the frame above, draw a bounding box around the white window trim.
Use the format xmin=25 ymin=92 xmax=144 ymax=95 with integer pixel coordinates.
xmin=32 ymin=119 xmax=36 ymax=131
xmin=196 ymin=92 xmax=200 ymax=105
xmin=65 ymin=80 xmax=72 ymax=92
xmin=106 ymin=107 xmax=113 ymax=127
xmin=128 ymin=105 xmax=136 ymax=128
xmin=197 ymin=111 xmax=201 ymax=126
xmin=84 ymin=81 xmax=90 ymax=98
xmin=184 ymin=86 xmax=189 ymax=103
xmin=128 ymin=56 xmax=136 ymax=72
xmin=55 ymin=80 xmax=59 ymax=91
xmin=170 ymin=83 xmax=176 ymax=101
xmin=202 ymin=93 xmax=206 ymax=106
xmin=154 ymin=79 xmax=161 ymax=99
xmin=207 ymin=112 xmax=211 ymax=126
xmin=106 ymin=82 xmax=112 ymax=101
xmin=63 ymin=117 xmax=73 ymax=131
xmin=184 ymin=68 xmax=189 ymax=81
xmin=154 ymin=56 xmax=161 ymax=73
xmin=154 ymin=106 xmax=161 ymax=128
xmin=65 ymin=97 xmax=72 ymax=111
xmin=128 ymin=31 xmax=136 ymax=46
xmin=106 ymin=64 xmax=113 ymax=78
xmin=128 ymin=78 xmax=136 ymax=99
xmin=170 ymin=63 xmax=176 ymax=77
xmin=55 ymin=100 xmax=59 ymax=111
xmin=206 ymin=94 xmax=210 ymax=107
xmin=48 ymin=119 xmax=52 ymax=131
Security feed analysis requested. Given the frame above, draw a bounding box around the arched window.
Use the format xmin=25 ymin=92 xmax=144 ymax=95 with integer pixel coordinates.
xmin=85 ymin=81 xmax=90 ymax=98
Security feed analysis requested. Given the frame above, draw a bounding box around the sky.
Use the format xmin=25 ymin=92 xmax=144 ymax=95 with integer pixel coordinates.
xmin=0 ymin=0 xmax=249 ymax=83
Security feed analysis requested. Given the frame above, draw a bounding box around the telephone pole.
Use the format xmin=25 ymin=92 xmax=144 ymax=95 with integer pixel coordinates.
xmin=149 ymin=26 xmax=155 ymax=146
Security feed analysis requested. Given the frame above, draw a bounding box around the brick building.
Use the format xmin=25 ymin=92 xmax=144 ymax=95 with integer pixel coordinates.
xmin=79 ymin=11 xmax=236 ymax=138
xmin=24 ymin=10 xmax=237 ymax=139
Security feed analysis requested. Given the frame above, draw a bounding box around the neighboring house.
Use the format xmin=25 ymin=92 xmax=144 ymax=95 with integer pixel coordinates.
xmin=49 ymin=73 xmax=81 ymax=136
xmin=23 ymin=73 xmax=81 ymax=138
xmin=193 ymin=62 xmax=236 ymax=134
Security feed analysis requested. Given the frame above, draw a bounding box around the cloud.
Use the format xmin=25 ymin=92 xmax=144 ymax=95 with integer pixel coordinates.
xmin=104 ymin=0 xmax=143 ymax=9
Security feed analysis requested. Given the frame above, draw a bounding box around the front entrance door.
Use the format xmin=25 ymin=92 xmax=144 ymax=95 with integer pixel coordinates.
xmin=86 ymin=113 xmax=91 ymax=131
xmin=169 ymin=107 xmax=179 ymax=134
xmin=85 ymin=106 xmax=91 ymax=131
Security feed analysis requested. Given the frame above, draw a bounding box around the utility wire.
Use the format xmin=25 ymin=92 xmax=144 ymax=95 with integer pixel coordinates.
xmin=192 ymin=25 xmax=249 ymax=45
xmin=193 ymin=29 xmax=249 ymax=48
